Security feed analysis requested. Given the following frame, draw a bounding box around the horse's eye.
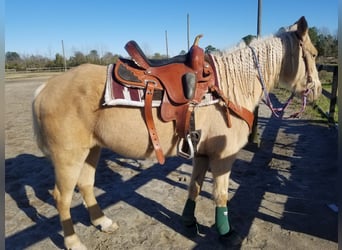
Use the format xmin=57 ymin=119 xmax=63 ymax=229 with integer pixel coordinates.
xmin=312 ymin=54 xmax=317 ymax=58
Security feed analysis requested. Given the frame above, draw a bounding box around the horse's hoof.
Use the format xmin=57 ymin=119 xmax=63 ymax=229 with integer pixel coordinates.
xmin=92 ymin=217 xmax=119 ymax=233
xmin=67 ymin=243 xmax=87 ymax=250
xmin=64 ymin=235 xmax=87 ymax=250
xmin=182 ymin=221 xmax=199 ymax=238
xmin=219 ymin=229 xmax=243 ymax=247
xmin=102 ymin=221 xmax=119 ymax=233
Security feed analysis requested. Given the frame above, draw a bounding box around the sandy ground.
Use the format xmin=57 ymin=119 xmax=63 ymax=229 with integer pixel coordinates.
xmin=5 ymin=74 xmax=338 ymax=249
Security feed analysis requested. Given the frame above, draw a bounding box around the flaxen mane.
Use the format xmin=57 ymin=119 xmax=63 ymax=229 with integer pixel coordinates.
xmin=211 ymin=31 xmax=296 ymax=111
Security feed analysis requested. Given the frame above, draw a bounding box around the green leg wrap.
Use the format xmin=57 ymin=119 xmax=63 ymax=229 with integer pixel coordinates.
xmin=215 ymin=206 xmax=230 ymax=235
xmin=181 ymin=199 xmax=196 ymax=226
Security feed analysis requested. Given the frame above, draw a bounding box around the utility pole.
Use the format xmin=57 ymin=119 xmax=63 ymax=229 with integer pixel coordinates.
xmin=257 ymin=0 xmax=262 ymax=37
xmin=165 ymin=30 xmax=169 ymax=58
xmin=61 ymin=40 xmax=67 ymax=72
xmin=249 ymin=0 xmax=262 ymax=146
xmin=187 ymin=13 xmax=190 ymax=51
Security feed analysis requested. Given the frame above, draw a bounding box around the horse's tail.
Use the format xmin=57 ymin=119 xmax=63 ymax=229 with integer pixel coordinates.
xmin=32 ymin=83 xmax=50 ymax=157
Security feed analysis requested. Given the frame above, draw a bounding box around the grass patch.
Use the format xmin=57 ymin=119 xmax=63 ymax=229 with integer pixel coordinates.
xmin=272 ymin=85 xmax=338 ymax=123
xmin=313 ymin=82 xmax=338 ymax=122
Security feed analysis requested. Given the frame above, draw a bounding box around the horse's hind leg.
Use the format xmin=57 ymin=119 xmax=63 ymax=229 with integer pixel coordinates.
xmin=52 ymin=148 xmax=90 ymax=250
xmin=76 ymin=146 xmax=119 ymax=233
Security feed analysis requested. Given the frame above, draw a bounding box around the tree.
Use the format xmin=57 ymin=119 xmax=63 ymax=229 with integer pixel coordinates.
xmin=101 ymin=52 xmax=120 ymax=64
xmin=205 ymin=45 xmax=219 ymax=54
xmin=54 ymin=53 xmax=64 ymax=67
xmin=151 ymin=52 xmax=167 ymax=59
xmin=242 ymin=35 xmax=257 ymax=45
xmin=308 ymin=27 xmax=337 ymax=60
xmin=68 ymin=51 xmax=87 ymax=66
xmin=308 ymin=27 xmax=319 ymax=46
xmin=23 ymin=54 xmax=49 ymax=69
xmin=6 ymin=51 xmax=21 ymax=62
xmin=87 ymin=50 xmax=100 ymax=64
xmin=179 ymin=50 xmax=187 ymax=55
xmin=5 ymin=51 xmax=23 ymax=70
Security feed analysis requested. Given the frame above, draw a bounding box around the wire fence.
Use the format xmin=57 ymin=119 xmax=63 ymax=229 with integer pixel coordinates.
xmin=5 ymin=67 xmax=72 ymax=73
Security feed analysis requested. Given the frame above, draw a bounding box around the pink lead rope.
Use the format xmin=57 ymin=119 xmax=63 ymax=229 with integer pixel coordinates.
xmin=249 ymin=46 xmax=309 ymax=119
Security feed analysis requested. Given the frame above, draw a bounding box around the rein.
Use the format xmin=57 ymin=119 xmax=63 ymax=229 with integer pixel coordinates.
xmin=249 ymin=40 xmax=313 ymax=118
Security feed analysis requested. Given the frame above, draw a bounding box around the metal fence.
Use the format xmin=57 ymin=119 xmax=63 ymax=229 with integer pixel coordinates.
xmin=5 ymin=67 xmax=71 ymax=73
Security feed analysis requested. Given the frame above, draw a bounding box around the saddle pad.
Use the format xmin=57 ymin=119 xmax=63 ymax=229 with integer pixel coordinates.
xmin=103 ymin=64 xmax=162 ymax=107
xmin=103 ymin=64 xmax=219 ymax=108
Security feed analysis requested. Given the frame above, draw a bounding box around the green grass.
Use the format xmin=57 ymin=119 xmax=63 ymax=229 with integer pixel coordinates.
xmin=272 ymin=84 xmax=338 ymax=123
xmin=312 ymin=82 xmax=338 ymax=122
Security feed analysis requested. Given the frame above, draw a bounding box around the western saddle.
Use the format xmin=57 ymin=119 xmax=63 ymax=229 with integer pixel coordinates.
xmin=114 ymin=35 xmax=254 ymax=164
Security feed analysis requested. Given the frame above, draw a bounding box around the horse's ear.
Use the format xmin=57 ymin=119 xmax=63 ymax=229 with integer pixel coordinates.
xmin=295 ymin=16 xmax=308 ymax=40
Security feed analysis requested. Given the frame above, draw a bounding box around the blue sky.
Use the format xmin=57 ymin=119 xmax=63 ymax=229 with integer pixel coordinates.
xmin=5 ymin=0 xmax=338 ymax=58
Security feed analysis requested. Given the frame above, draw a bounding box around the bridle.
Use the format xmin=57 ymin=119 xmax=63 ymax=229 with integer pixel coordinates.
xmin=249 ymin=36 xmax=315 ymax=118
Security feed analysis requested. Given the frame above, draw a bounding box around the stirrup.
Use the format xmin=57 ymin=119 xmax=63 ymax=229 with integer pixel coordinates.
xmin=177 ymin=134 xmax=195 ymax=159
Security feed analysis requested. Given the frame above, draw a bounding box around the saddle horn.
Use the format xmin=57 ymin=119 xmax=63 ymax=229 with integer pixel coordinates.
xmin=193 ymin=34 xmax=203 ymax=47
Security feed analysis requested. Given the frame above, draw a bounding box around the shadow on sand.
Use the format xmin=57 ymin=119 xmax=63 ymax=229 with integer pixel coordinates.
xmin=5 ymin=99 xmax=337 ymax=249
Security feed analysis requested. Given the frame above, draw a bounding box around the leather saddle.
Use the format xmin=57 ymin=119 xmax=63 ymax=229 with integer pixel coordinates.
xmin=113 ymin=35 xmax=215 ymax=164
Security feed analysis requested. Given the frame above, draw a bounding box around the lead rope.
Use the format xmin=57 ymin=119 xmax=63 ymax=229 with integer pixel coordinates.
xmin=249 ymin=45 xmax=307 ymax=118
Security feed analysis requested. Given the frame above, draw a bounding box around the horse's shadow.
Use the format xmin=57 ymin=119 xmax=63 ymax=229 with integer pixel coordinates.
xmin=5 ymin=154 xmax=65 ymax=248
xmin=228 ymin=94 xmax=338 ymax=245
xmin=5 ymin=150 xmax=219 ymax=249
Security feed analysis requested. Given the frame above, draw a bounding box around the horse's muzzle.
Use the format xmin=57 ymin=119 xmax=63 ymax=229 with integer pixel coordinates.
xmin=306 ymin=81 xmax=322 ymax=102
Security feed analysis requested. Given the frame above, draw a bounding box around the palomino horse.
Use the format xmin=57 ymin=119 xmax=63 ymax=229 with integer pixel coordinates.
xmin=32 ymin=16 xmax=321 ymax=249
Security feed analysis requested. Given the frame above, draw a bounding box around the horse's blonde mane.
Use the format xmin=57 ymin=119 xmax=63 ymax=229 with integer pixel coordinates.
xmin=211 ymin=32 xmax=293 ymax=110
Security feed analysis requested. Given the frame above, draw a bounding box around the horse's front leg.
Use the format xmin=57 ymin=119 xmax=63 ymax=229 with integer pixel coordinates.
xmin=181 ymin=155 xmax=209 ymax=229
xmin=211 ymin=155 xmax=242 ymax=246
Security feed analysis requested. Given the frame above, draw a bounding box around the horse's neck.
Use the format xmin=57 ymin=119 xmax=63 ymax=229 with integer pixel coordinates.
xmin=212 ymin=36 xmax=285 ymax=111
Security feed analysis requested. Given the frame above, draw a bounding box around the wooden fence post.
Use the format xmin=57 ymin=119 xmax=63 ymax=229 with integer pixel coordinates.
xmin=248 ymin=107 xmax=260 ymax=147
xmin=328 ymin=66 xmax=338 ymax=123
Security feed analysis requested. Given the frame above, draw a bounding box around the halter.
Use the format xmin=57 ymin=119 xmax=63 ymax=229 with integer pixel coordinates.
xmin=249 ymin=37 xmax=314 ymax=118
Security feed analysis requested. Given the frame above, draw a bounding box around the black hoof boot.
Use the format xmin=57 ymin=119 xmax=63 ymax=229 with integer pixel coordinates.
xmin=183 ymin=221 xmax=199 ymax=238
xmin=181 ymin=214 xmax=199 ymax=238
xmin=219 ymin=229 xmax=243 ymax=247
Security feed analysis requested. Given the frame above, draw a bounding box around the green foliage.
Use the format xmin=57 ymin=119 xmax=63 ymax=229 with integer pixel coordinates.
xmin=54 ymin=53 xmax=64 ymax=67
xmin=87 ymin=50 xmax=100 ymax=64
xmin=151 ymin=52 xmax=167 ymax=59
xmin=6 ymin=51 xmax=21 ymax=61
xmin=101 ymin=52 xmax=119 ymax=65
xmin=308 ymin=27 xmax=319 ymax=45
xmin=5 ymin=49 xmax=121 ymax=71
xmin=179 ymin=50 xmax=187 ymax=55
xmin=205 ymin=45 xmax=219 ymax=54
xmin=68 ymin=51 xmax=87 ymax=67
xmin=309 ymin=27 xmax=337 ymax=61
xmin=242 ymin=35 xmax=257 ymax=45
xmin=5 ymin=51 xmax=23 ymax=70
xmin=313 ymin=82 xmax=339 ymax=122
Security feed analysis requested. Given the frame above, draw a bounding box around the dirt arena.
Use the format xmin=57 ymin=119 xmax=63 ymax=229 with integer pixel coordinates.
xmin=5 ymin=73 xmax=338 ymax=249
